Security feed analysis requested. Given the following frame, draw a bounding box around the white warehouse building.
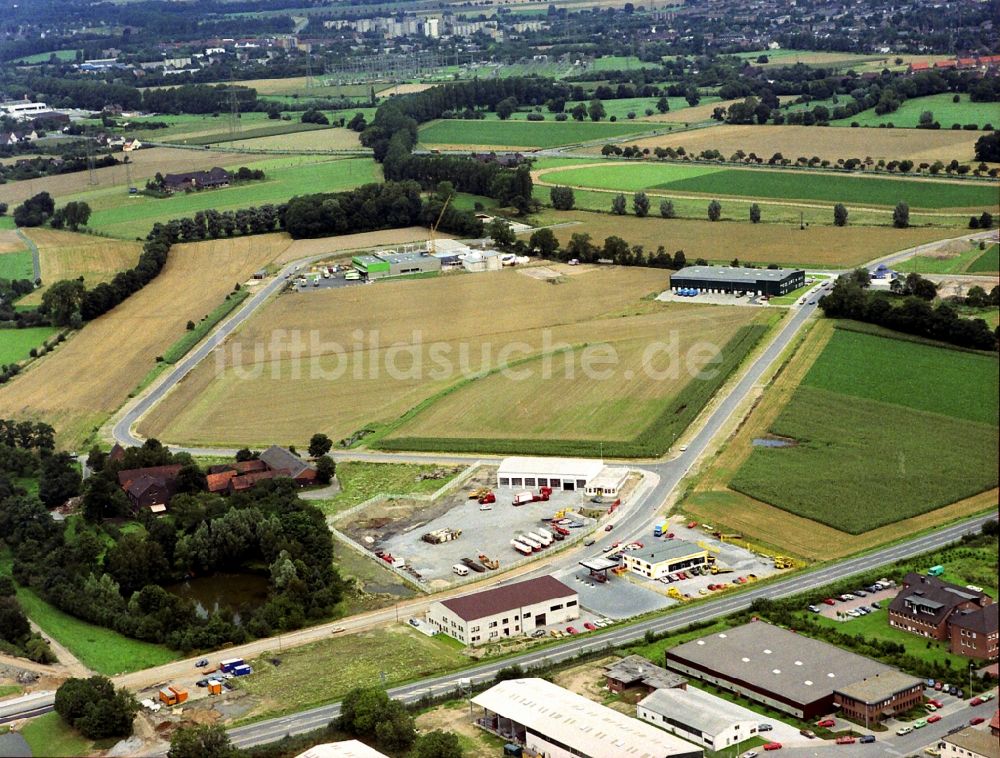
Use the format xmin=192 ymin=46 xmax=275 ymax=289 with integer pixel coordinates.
xmin=427 ymin=576 xmax=578 ymax=645
xmin=638 ymin=686 xmax=759 ymax=752
xmin=473 ymin=678 xmax=703 ymax=758
xmin=497 ymin=456 xmax=629 ymax=496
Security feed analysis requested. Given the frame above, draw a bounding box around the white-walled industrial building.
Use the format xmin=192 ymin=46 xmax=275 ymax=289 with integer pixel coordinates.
xmin=296 ymin=741 xmax=389 ymax=758
xmin=497 ymin=457 xmax=629 ymax=495
xmin=623 ymin=542 xmax=709 ymax=580
xmin=472 ymin=678 xmax=703 ymax=758
xmin=427 ymin=576 xmax=578 ymax=645
xmin=638 ymin=686 xmax=759 ymax=751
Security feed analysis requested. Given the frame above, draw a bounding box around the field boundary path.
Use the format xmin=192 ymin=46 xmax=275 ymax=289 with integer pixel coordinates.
xmin=143 ymin=140 xmax=372 ymax=157
xmin=15 ymin=228 xmax=40 ymax=282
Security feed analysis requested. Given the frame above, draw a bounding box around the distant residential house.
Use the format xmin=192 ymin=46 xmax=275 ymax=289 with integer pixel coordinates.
xmin=0 ymin=129 xmax=37 ymax=146
xmin=162 ymin=167 xmax=231 ymax=193
xmin=889 ymin=573 xmax=996 ymax=658
xmin=122 ymin=138 xmax=142 ymax=151
xmin=117 ymin=464 xmax=183 ymax=514
xmin=258 ymin=445 xmax=317 ymax=484
xmin=470 ymin=151 xmax=524 ymax=168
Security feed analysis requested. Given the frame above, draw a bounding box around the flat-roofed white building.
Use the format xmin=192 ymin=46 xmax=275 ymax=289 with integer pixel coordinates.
xmin=472 ymin=678 xmax=703 ymax=758
xmin=637 ymin=686 xmax=758 ymax=751
xmin=623 ymin=542 xmax=709 ymax=580
xmin=296 ymin=740 xmax=389 ymax=758
xmin=427 ymin=576 xmax=578 ymax=645
xmin=0 ymin=100 xmax=49 ymax=120
xmin=498 ymin=456 xmax=627 ymax=494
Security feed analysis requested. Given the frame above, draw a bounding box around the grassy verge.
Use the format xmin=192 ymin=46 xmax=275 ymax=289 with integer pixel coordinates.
xmin=161 ymin=289 xmax=250 ymax=364
xmin=0 ymin=684 xmax=21 ymax=698
xmin=237 ymin=626 xmax=468 ymax=721
xmin=378 ymin=320 xmax=775 ymax=457
xmin=314 ymin=461 xmax=465 ymax=517
xmin=19 ymin=712 xmax=110 ymax=757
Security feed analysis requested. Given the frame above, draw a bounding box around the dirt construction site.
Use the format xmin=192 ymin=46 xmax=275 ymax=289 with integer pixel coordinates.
xmin=334 ymin=466 xmax=607 ymax=590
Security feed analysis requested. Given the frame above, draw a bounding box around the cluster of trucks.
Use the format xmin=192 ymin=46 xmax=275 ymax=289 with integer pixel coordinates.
xmin=512 ymin=487 xmax=552 ymax=506
xmin=422 ymin=527 xmax=462 ymax=544
xmin=452 ymin=554 xmax=501 ymax=576
xmin=469 ymin=488 xmax=496 ymax=509
xmin=510 ymin=526 xmax=565 ymax=556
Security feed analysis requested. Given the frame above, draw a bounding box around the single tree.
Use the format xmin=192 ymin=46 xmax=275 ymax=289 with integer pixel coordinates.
xmin=308 ymin=433 xmax=333 ymax=458
xmin=588 ymin=98 xmax=606 ymax=122
xmin=892 ymin=201 xmax=910 ymax=228
xmin=656 ymin=96 xmax=670 ymax=114
xmin=55 ymin=676 xmax=138 ymax=740
xmin=495 ymin=97 xmax=518 ymax=120
xmin=486 ymin=217 xmax=516 ymax=249
xmin=633 ymin=192 xmax=650 ymax=217
xmin=550 ymin=185 xmax=575 ymax=210
xmin=659 ymin=199 xmax=676 ymax=219
xmin=833 ymin=203 xmax=849 ymax=227
xmin=749 ymin=203 xmax=761 ymax=224
xmin=707 ymin=199 xmax=722 ymax=222
xmin=315 ymin=455 xmax=336 ymax=485
xmin=611 ymin=193 xmax=627 ymax=215
xmin=168 ymin=725 xmax=235 ymax=758
xmin=979 ymin=211 xmax=993 ymax=229
xmin=529 ymin=227 xmax=559 ymax=257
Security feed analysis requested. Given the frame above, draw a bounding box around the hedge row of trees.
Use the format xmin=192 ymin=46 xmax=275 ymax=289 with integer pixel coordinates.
xmin=819 ymin=273 xmax=998 ymax=351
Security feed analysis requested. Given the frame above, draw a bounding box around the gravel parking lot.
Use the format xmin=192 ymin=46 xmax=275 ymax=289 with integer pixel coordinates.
xmin=815 ymin=586 xmax=899 ymax=619
xmin=366 ymin=481 xmax=598 ymax=590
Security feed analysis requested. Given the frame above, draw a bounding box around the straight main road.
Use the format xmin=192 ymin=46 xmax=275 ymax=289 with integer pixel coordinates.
xmin=228 ymin=513 xmax=993 ymax=748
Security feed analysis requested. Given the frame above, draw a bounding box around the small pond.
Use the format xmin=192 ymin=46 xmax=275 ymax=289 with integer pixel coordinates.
xmin=166 ymin=573 xmax=270 ymax=624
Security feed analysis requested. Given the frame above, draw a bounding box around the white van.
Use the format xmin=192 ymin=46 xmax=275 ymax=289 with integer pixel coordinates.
xmin=452 ymin=564 xmax=470 ymax=577
xmin=344 ymin=270 xmax=361 ymax=281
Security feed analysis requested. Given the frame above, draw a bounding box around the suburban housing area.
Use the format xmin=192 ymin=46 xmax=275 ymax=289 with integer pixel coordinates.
xmin=0 ymin=0 xmax=996 ymax=755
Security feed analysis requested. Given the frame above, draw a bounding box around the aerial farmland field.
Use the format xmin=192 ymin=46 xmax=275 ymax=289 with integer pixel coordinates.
xmin=729 ymin=327 xmax=999 ymax=533
xmin=138 ymin=265 xmax=770 ymax=455
xmin=537 ymin=161 xmax=998 ymax=208
xmin=78 ymin=157 xmax=380 ymax=239
xmin=617 ymin=124 xmax=983 ymax=166
xmin=0 ymin=234 xmax=291 ymax=448
xmin=0 ymin=250 xmax=33 ymax=281
xmin=519 ymin=210 xmax=961 ymax=268
xmin=0 ymin=327 xmax=59 ymax=365
xmin=18 ymin=229 xmax=141 ymax=306
xmin=417 ymin=119 xmax=657 ymax=149
xmin=895 ymin=240 xmax=1000 ymax=275
xmin=834 ymin=93 xmax=1000 ymax=128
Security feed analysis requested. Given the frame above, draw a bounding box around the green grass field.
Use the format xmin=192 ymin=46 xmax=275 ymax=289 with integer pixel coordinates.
xmin=801 ymin=328 xmax=999 ymax=424
xmin=417 ymin=119 xmax=658 ymax=148
xmin=20 ymin=713 xmax=95 ymax=758
xmin=80 ymin=157 xmax=379 ymax=238
xmin=895 ymin=244 xmax=993 ymax=274
xmin=835 ymin=93 xmax=1000 ymax=128
xmin=561 ymin=96 xmax=721 ymax=122
xmin=0 ymin=217 xmax=14 ymax=230
xmin=313 ymin=461 xmax=463 ymax=516
xmin=238 ymin=626 xmax=467 ymax=720
xmin=968 ymin=243 xmax=999 ymax=273
xmin=0 ymin=327 xmax=58 ymax=365
xmin=730 ymin=328 xmax=999 ymax=534
xmin=0 ymin=250 xmax=33 ymax=280
xmin=545 ymin=162 xmax=998 ymax=208
xmin=12 ymin=49 xmax=79 ymax=64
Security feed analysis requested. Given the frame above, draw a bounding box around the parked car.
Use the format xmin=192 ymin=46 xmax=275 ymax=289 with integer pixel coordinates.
xmin=835 ymin=736 xmax=856 ymax=744
xmin=531 ymin=630 xmax=546 ymax=638
xmin=860 ymin=735 xmax=876 ymax=744
xmin=948 ymin=686 xmax=958 ymax=696
xmin=929 ymin=699 xmax=944 ymax=708
xmin=762 ymin=743 xmax=782 ymax=751
xmin=927 ymin=703 xmax=937 ymax=711
xmin=604 ymin=524 xmax=614 ymax=531
xmin=969 ymin=717 xmax=985 ymax=726
xmin=799 ymin=729 xmax=816 ymax=739
xmin=565 ymin=626 xmax=578 ymax=635
xmin=758 ymin=724 xmax=773 ymax=732
xmin=196 ymin=679 xmax=209 ymax=687
xmin=914 ymin=718 xmax=927 ymax=728
xmin=808 ymin=605 xmax=821 ymax=613
xmin=816 ymin=719 xmax=836 ymax=728
xmin=957 ymin=689 xmax=964 ymax=699
xmin=982 ymin=692 xmax=995 ymax=701
xmin=896 ymin=726 xmax=913 ymax=735
xmin=854 ymin=590 xmax=867 ymax=597
xmin=823 ymin=598 xmax=837 ymax=606
xmin=927 ymin=715 xmax=942 ymax=723
xmin=743 ymin=752 xmax=758 ymax=758
xmin=970 ymin=696 xmax=984 ymax=706
xmin=584 ymin=539 xmax=596 ymax=546
xmin=195 ymin=659 xmax=209 ymax=668
xmin=871 ymin=601 xmax=881 ymax=609
xmin=583 ymin=622 xmax=597 ymax=631
xmin=934 ymin=682 xmax=944 ymax=690
xmin=924 ymin=749 xmax=940 ymax=757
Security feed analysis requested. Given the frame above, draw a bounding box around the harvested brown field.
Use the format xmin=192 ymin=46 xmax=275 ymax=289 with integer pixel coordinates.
xmin=138 ymin=266 xmax=678 ymax=447
xmin=19 ymin=229 xmax=141 ymax=306
xmin=273 ymin=226 xmax=449 ymax=265
xmin=615 ymin=124 xmax=983 ymax=164
xmin=0 ymin=234 xmax=286 ymax=448
xmin=0 ymin=231 xmax=24 ymax=254
xmin=388 ymin=302 xmax=758 ymax=442
xmin=519 ymin=210 xmax=957 ymax=267
xmin=0 ymin=147 xmax=236 ymax=206
xmin=225 ymin=129 xmax=362 ymax=151
xmin=376 ymin=82 xmax=436 ymax=95
xmin=644 ymin=98 xmax=744 ymax=124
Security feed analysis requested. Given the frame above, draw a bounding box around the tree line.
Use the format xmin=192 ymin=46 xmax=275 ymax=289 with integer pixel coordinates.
xmin=819 ymin=271 xmax=998 ymax=351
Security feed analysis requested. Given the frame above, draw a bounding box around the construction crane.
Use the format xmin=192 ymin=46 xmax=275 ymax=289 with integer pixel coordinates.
xmin=428 ymin=194 xmax=451 ymax=255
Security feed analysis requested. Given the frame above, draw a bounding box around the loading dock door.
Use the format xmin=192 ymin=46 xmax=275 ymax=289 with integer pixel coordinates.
xmin=535 ymin=613 xmax=546 ymax=626
xmin=563 ymin=481 xmax=575 ymax=491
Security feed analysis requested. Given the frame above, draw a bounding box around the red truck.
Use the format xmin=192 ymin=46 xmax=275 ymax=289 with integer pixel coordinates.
xmin=512 ymin=489 xmax=551 ymax=506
